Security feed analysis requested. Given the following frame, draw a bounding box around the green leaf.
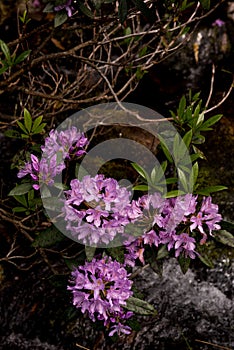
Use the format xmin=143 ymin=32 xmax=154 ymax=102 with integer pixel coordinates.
xmin=178 ymin=255 xmax=190 ymax=274
xmin=118 ymin=0 xmax=128 ymax=23
xmin=106 ymin=246 xmax=125 ymax=264
xmin=183 ymin=129 xmax=193 ymax=148
xmin=192 ymin=145 xmax=206 ymax=159
xmin=195 ymin=185 xmax=228 ymax=195
xmin=156 ymin=245 xmax=169 ymax=260
xmin=32 ymin=226 xmax=64 ymax=247
xmin=42 ymin=197 xmax=63 ymax=212
xmin=200 ymin=0 xmax=210 ymax=10
xmin=28 ymin=189 xmax=34 ymax=202
xmin=158 ymin=135 xmax=173 ymax=163
xmin=177 ymin=168 xmax=189 ymax=192
xmin=76 ymin=164 xmax=89 ymax=181
xmin=149 ymin=258 xmax=163 ymax=276
xmin=177 ymin=95 xmax=186 ymax=119
xmin=164 ymin=190 xmax=185 ymax=198
xmin=54 ymin=11 xmax=68 ymax=27
xmin=190 ymin=161 xmax=198 ymax=188
xmin=131 ymin=162 xmax=147 ymax=180
xmin=198 ymin=114 xmax=222 ymax=131
xmin=85 ymin=246 xmax=96 ymax=261
xmin=165 ymin=177 xmax=178 ymax=184
xmin=197 ymin=251 xmax=214 ymax=268
xmin=125 ymin=297 xmax=156 ymax=315
xmin=0 ymin=40 xmax=11 ymax=63
xmin=17 ymin=121 xmax=28 ymax=134
xmin=32 ymin=123 xmax=46 ymax=134
xmin=213 ymin=230 xmax=234 ymax=248
xmin=195 ymin=112 xmax=204 ymax=128
xmin=32 ymin=115 xmax=43 ymax=132
xmin=4 ymin=129 xmax=21 ymax=138
xmin=43 ymin=3 xmax=54 ymax=12
xmin=13 ymin=206 xmax=27 ymax=213
xmin=14 ymin=50 xmax=31 ymax=65
xmin=9 ymin=183 xmax=32 ymax=196
xmin=13 ymin=194 xmax=27 ymax=207
xmin=133 ymin=185 xmax=148 ymax=191
xmin=24 ymin=108 xmax=32 ymax=133
xmin=0 ymin=65 xmax=9 ymax=74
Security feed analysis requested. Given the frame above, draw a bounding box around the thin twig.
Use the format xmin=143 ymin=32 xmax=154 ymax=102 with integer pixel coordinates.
xmin=204 ymin=76 xmax=234 ymax=114
xmin=195 ymin=339 xmax=232 ymax=350
xmin=205 ymin=64 xmax=215 ymax=108
xmin=76 ymin=343 xmax=91 ymax=350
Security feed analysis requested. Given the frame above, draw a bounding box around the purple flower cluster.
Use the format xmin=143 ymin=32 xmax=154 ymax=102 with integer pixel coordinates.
xmin=68 ymin=257 xmax=133 ymax=336
xmin=17 ymin=127 xmax=88 ymax=190
xmin=123 ymin=193 xmax=222 ymax=265
xmin=63 ymin=174 xmax=135 ymax=245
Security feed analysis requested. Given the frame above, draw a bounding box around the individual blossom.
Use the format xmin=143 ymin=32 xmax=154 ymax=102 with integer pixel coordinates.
xmin=68 ymin=257 xmax=133 ymax=335
xmin=212 ymin=19 xmax=225 ymax=27
xmin=174 ymin=233 xmax=197 ymax=259
xmin=190 ymin=196 xmax=222 ymax=243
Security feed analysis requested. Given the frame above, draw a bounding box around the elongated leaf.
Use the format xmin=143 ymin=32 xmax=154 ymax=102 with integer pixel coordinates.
xmin=32 ymin=115 xmax=43 ymax=132
xmin=17 ymin=121 xmax=28 ymax=134
xmin=9 ymin=183 xmax=32 ymax=196
xmin=165 ymin=177 xmax=178 ymax=184
xmin=13 ymin=206 xmax=27 ymax=213
xmin=158 ymin=135 xmax=173 ymax=163
xmin=177 ymin=95 xmax=186 ymax=119
xmin=13 ymin=194 xmax=27 ymax=207
xmin=14 ymin=50 xmax=31 ymax=65
xmin=214 ymin=230 xmax=234 ymax=248
xmin=195 ymin=185 xmax=228 ymax=195
xmin=32 ymin=123 xmax=46 ymax=134
xmin=54 ymin=11 xmax=68 ymax=27
xmin=198 ymin=114 xmax=222 ymax=131
xmin=133 ymin=185 xmax=148 ymax=191
xmin=125 ymin=297 xmax=156 ymax=315
xmin=177 ymin=168 xmax=189 ymax=192
xmin=0 ymin=40 xmax=11 ymax=63
xmin=164 ymin=190 xmax=185 ymax=198
xmin=0 ymin=65 xmax=9 ymax=74
xmin=189 ymin=161 xmax=198 ymax=188
xmin=85 ymin=246 xmax=96 ymax=261
xmin=43 ymin=3 xmax=54 ymax=12
xmin=183 ymin=129 xmax=193 ymax=148
xmin=24 ymin=108 xmax=32 ymax=133
xmin=178 ymin=255 xmax=190 ymax=274
xmin=32 ymin=226 xmax=64 ymax=247
xmin=156 ymin=245 xmax=169 ymax=260
xmin=131 ymin=162 xmax=147 ymax=180
xmin=4 ymin=129 xmax=21 ymax=138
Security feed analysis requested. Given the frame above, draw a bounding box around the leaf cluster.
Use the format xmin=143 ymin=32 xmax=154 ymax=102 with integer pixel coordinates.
xmin=0 ymin=40 xmax=31 ymax=75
